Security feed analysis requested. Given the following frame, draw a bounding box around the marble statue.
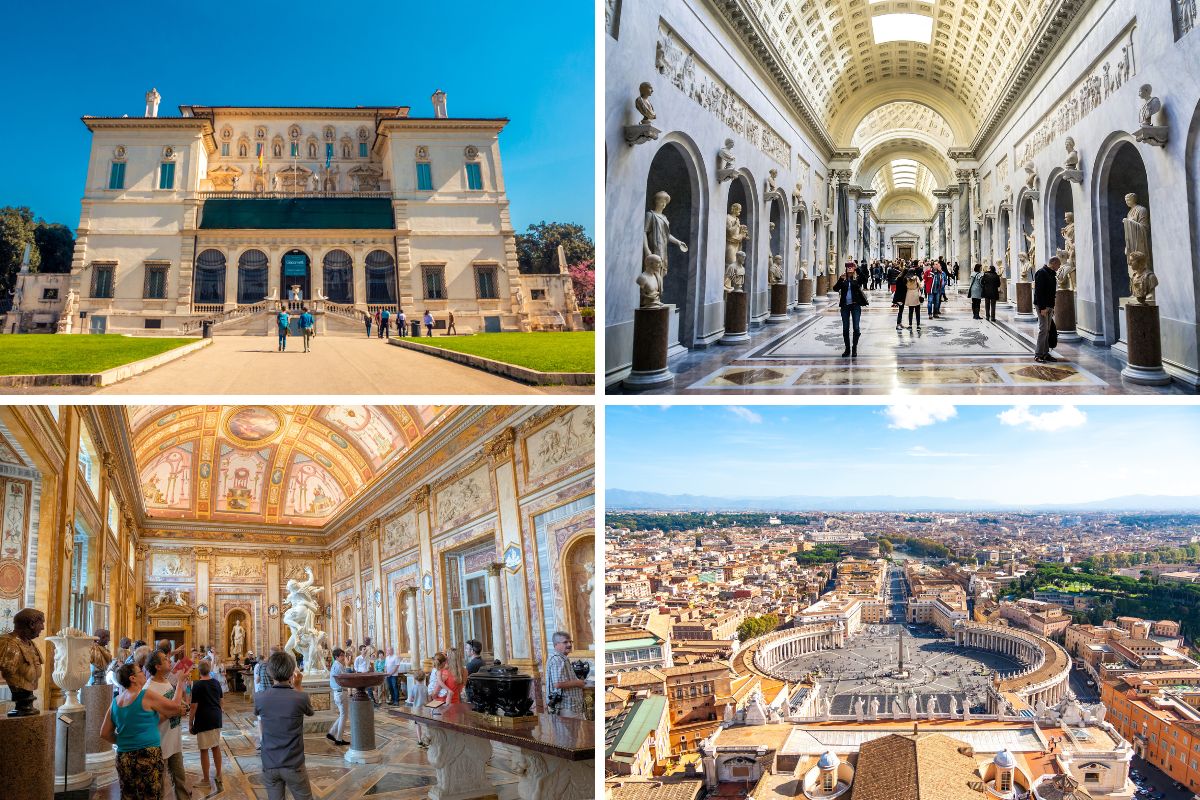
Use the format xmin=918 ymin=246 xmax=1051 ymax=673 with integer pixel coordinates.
xmin=868 ymin=696 xmax=880 ymax=720
xmin=798 ymin=262 xmax=809 ymax=280
xmin=1123 ymin=193 xmax=1151 ymax=267
xmin=230 ymin=619 xmax=246 ymax=659
xmin=724 ymin=250 xmax=747 ymax=293
xmin=0 ymin=607 xmax=45 ymax=716
xmin=906 ymin=692 xmax=919 ymax=719
xmin=88 ymin=628 xmax=112 ymax=685
xmin=926 ymin=696 xmax=938 ymax=717
xmin=1138 ymin=84 xmax=1162 ymax=127
xmin=1024 ymin=161 xmax=1037 ymax=191
xmin=854 ymin=697 xmax=865 ymax=722
xmin=768 ymin=254 xmax=784 ymax=285
xmin=1064 ymin=137 xmax=1080 ymax=170
xmin=963 ymin=702 xmax=972 ymax=721
xmin=725 ymin=203 xmax=747 ymax=269
xmin=723 ymin=703 xmax=734 ymax=723
xmin=717 ymin=138 xmax=736 ymax=173
xmin=892 ymin=697 xmax=902 ymax=720
xmin=152 ymin=588 xmax=172 ymax=607
xmin=283 ymin=567 xmax=325 ymax=671
xmin=1057 ymin=212 xmax=1077 ymax=290
xmin=294 ymin=629 xmax=328 ymax=674
xmin=1024 ymin=227 xmax=1037 ymax=264
xmin=644 ymin=191 xmax=688 ymax=272
xmin=766 ymin=168 xmax=778 ymax=196
xmin=635 ymin=82 xmax=656 ymax=125
xmin=637 ymin=254 xmax=666 ymax=308
xmin=1128 ymin=251 xmax=1158 ymax=305
xmin=1018 ymin=253 xmax=1032 ymax=282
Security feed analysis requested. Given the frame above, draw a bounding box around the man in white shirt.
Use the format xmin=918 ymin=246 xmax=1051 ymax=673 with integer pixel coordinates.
xmin=384 ymin=647 xmax=401 ymax=706
xmin=353 ymin=645 xmax=370 ymax=673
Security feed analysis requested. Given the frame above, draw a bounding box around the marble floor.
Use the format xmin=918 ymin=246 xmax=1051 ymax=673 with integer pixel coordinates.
xmin=87 ymin=697 xmax=522 ymax=800
xmin=614 ymin=286 xmax=1192 ymax=395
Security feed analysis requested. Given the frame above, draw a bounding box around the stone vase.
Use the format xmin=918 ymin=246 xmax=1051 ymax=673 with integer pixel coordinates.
xmin=47 ymin=628 xmax=94 ymax=711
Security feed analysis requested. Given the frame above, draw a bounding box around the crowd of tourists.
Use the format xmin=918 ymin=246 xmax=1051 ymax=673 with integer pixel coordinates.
xmin=269 ymin=305 xmax=452 ymax=352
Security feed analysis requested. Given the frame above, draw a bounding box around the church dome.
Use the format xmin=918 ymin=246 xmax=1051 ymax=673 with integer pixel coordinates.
xmin=994 ymin=749 xmax=1016 ymax=769
xmin=818 ymin=751 xmax=839 ymax=770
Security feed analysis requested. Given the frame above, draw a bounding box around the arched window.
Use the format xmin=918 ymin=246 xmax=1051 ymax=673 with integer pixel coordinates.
xmin=365 ymin=249 xmax=396 ymax=304
xmin=237 ymin=249 xmax=269 ymax=304
xmin=322 ymin=249 xmax=353 ymax=303
xmin=193 ymin=249 xmax=226 ymax=304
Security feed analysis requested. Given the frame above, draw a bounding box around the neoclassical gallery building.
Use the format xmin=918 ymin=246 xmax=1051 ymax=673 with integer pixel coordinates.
xmin=605 ymin=0 xmax=1200 ymax=390
xmin=0 ymin=404 xmax=594 ymax=795
xmin=53 ymin=91 xmax=578 ymax=335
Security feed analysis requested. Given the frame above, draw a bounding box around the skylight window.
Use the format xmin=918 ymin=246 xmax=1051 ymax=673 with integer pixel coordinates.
xmin=872 ymin=13 xmax=933 ymax=45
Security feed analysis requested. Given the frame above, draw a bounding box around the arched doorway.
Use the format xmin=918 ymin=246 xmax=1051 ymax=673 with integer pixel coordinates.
xmin=1094 ymin=140 xmax=1150 ymax=343
xmin=644 ymin=141 xmax=704 ymax=348
xmin=1049 ymin=176 xmax=1074 ymax=264
xmin=322 ymin=249 xmax=353 ymax=303
xmin=237 ymin=249 xmax=269 ymax=304
xmin=281 ymin=249 xmax=311 ymax=302
xmin=194 ymin=249 xmax=226 ymax=305
xmin=727 ymin=173 xmax=757 ymax=313
xmin=365 ymin=249 xmax=397 ymax=307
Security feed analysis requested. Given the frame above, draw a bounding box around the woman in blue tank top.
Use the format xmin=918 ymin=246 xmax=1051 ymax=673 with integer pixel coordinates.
xmin=100 ymin=661 xmax=187 ymax=800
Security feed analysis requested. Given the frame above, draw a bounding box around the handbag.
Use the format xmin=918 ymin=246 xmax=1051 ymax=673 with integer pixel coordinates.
xmin=1049 ymin=319 xmax=1059 ymax=349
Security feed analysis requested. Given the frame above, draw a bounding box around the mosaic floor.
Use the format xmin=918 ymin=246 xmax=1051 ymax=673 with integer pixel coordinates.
xmin=615 ymin=286 xmax=1190 ymax=395
xmin=88 ymin=697 xmax=522 ymax=800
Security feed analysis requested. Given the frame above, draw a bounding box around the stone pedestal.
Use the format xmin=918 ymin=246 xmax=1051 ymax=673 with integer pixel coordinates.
xmin=797 ymin=278 xmax=814 ymax=305
xmin=624 ymin=306 xmax=672 ymax=388
xmin=0 ymin=712 xmax=55 ymax=799
xmin=1121 ymin=302 xmax=1171 ymax=385
xmin=719 ymin=291 xmax=749 ymax=344
xmin=56 ymin=708 xmax=92 ymax=793
xmin=768 ymin=283 xmax=788 ymax=322
xmin=345 ymin=695 xmax=383 ymax=764
xmin=815 ymin=273 xmax=828 ymax=295
xmin=301 ymin=677 xmax=331 ymax=712
xmin=1015 ymin=282 xmax=1034 ymax=318
xmin=82 ymin=684 xmax=115 ymax=772
xmin=426 ymin=725 xmax=495 ymax=800
xmin=1053 ymin=289 xmax=1081 ymax=343
xmin=999 ymin=280 xmax=1009 ymax=304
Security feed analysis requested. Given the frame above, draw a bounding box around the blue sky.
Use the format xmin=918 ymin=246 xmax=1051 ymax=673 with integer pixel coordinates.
xmin=0 ymin=0 xmax=594 ymax=236
xmin=607 ymin=404 xmax=1200 ymax=504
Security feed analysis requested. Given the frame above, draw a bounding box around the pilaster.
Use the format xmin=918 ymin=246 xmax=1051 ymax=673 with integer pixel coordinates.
xmin=413 ymin=486 xmax=434 ymax=669
xmin=194 ymin=547 xmax=212 ymax=647
xmin=264 ymin=549 xmax=282 ymax=648
xmin=486 ymin=427 xmax=530 ymax=666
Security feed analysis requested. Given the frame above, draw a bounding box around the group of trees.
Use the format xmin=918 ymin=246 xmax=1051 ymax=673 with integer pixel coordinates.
xmin=1077 ymin=543 xmax=1200 ymax=572
xmin=887 ymin=534 xmax=952 ymax=559
xmin=793 ymin=544 xmax=846 ymax=565
xmin=0 ymin=206 xmax=75 ymax=310
xmin=736 ymin=613 xmax=780 ymax=642
xmin=514 ymin=221 xmax=594 ymax=310
xmin=607 ymin=512 xmax=815 ymax=532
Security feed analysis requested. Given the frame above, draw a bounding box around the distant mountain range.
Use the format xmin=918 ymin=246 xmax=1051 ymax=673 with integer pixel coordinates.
xmin=605 ymin=489 xmax=1200 ymax=513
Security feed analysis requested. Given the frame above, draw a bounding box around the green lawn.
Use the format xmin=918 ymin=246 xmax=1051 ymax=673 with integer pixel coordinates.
xmin=412 ymin=331 xmax=594 ymax=374
xmin=0 ymin=335 xmax=196 ymax=375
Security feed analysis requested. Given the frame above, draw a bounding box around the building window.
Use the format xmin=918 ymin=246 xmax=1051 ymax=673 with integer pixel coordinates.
xmin=193 ymin=249 xmax=226 ymax=304
xmin=221 ymin=142 xmax=230 ymax=157
xmin=237 ymin=249 xmax=269 ymax=304
xmin=42 ymin=288 xmax=59 ymax=300
xmin=290 ymin=142 xmax=298 ymax=157
xmin=822 ymin=773 xmax=834 ymax=791
xmin=365 ymin=249 xmax=396 ymax=304
xmin=359 ymin=142 xmax=368 ymax=158
xmin=108 ymin=161 xmax=126 ymax=189
xmin=475 ymin=265 xmax=498 ymax=299
xmin=422 ymin=266 xmax=446 ymax=300
xmin=144 ymin=319 xmax=162 ymax=329
xmin=449 ymin=573 xmax=492 ymax=658
xmin=1084 ymin=772 xmax=1100 ymax=783
xmin=144 ymin=264 xmax=168 ymax=299
xmin=92 ymin=264 xmax=115 ymax=298
xmin=416 ymin=162 xmax=433 ymax=191
xmin=322 ymin=249 xmax=353 ymax=303
xmin=999 ymin=772 xmax=1012 ymax=791
xmin=159 ymin=162 xmax=175 ymax=189
xmin=531 ymin=288 xmax=546 ymax=300
xmin=466 ymin=162 xmax=483 ymax=190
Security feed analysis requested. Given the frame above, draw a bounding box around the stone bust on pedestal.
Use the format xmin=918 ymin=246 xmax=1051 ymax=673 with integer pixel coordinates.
xmin=0 ymin=608 xmax=46 ymax=716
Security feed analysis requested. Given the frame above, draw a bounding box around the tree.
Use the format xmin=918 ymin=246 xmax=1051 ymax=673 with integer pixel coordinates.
xmin=878 ymin=538 xmax=894 ymax=555
xmin=568 ymin=260 xmax=595 ymax=307
xmin=515 ymin=221 xmax=595 ymax=274
xmin=0 ymin=206 xmax=40 ymax=302
xmin=33 ymin=223 xmax=74 ymax=273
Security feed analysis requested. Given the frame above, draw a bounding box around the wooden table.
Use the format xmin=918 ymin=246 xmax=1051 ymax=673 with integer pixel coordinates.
xmin=388 ymin=703 xmax=593 ymax=800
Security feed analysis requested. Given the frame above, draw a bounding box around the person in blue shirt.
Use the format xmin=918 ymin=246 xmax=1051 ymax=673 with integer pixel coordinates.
xmin=276 ymin=308 xmax=290 ymax=352
xmin=363 ymin=313 xmax=372 ymax=338
xmin=423 ymin=310 xmax=434 ymax=337
xmin=381 ymin=308 xmax=391 ymax=340
xmin=299 ymin=307 xmax=315 ymax=353
xmin=397 ymin=309 xmax=407 ymax=337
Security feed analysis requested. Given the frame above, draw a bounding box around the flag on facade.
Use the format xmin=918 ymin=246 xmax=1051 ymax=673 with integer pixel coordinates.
xmin=325 ymin=143 xmax=333 ymax=169
xmin=258 ymin=142 xmax=264 ymax=168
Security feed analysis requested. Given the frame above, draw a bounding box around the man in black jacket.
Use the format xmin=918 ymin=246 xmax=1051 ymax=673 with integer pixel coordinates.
xmin=1034 ymin=257 xmax=1059 ymax=363
xmin=833 ymin=261 xmax=869 ymax=357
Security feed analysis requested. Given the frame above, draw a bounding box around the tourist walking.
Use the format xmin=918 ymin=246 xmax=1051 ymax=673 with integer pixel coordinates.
xmin=397 ymin=309 xmax=407 ymax=337
xmin=446 ymin=310 xmax=457 ymax=335
xmin=894 ymin=267 xmax=923 ymax=331
xmin=189 ymin=659 xmax=224 ymax=791
xmin=256 ymin=651 xmax=315 ymax=800
xmin=363 ymin=312 xmax=372 ymax=338
xmin=381 ymin=308 xmax=391 ymax=339
xmin=423 ymin=309 xmax=434 ymax=337
xmin=384 ymin=646 xmax=401 ymax=705
xmin=953 ymin=262 xmax=961 ymax=285
xmin=145 ymin=650 xmax=191 ymax=800
xmin=299 ymin=306 xmax=314 ymax=353
xmin=981 ymin=265 xmax=1001 ymax=322
xmin=1034 ymin=257 xmax=1059 ymax=363
xmin=374 ymin=309 xmax=383 ymax=338
xmin=968 ymin=265 xmax=984 ymax=319
xmin=100 ymin=662 xmax=187 ymax=800
xmin=326 ymin=648 xmax=350 ymax=746
xmin=276 ymin=307 xmax=290 ymax=352
xmin=832 ymin=261 xmax=868 ymax=357
xmin=928 ymin=264 xmax=946 ymax=319
xmin=408 ymin=668 xmax=428 ymax=708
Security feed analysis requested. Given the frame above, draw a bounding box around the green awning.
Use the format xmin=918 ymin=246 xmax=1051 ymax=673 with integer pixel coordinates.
xmin=200 ymin=198 xmax=394 ymax=230
xmin=607 ymin=696 xmax=666 ymax=760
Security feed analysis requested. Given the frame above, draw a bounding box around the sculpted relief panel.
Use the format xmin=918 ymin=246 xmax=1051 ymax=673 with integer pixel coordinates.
xmin=436 ymin=464 xmax=492 ymax=530
xmin=655 ymin=20 xmax=790 ymax=165
xmin=150 ymin=551 xmax=195 ymax=580
xmin=525 ymin=406 xmax=595 ymax=483
xmin=383 ymin=511 xmax=418 ymax=557
xmin=212 ymin=555 xmax=265 ymax=582
xmin=1016 ymin=27 xmax=1136 ymax=167
xmin=333 ymin=547 xmax=354 ymax=581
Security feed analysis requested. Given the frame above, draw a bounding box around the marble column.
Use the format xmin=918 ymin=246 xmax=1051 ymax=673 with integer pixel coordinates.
xmin=265 ymin=549 xmax=282 ymax=648
xmin=413 ymin=488 xmax=435 ymax=668
xmin=369 ymin=522 xmax=385 ymax=649
xmin=352 ymin=246 xmax=368 ymax=311
xmin=487 ymin=563 xmax=507 ymax=663
xmin=488 ymin=429 xmax=531 ymax=668
xmin=403 ymin=587 xmax=420 ymax=667
xmin=224 ymin=255 xmax=237 ymax=310
xmin=195 ymin=546 xmax=212 ymax=647
xmin=349 ymin=533 xmax=364 ymax=646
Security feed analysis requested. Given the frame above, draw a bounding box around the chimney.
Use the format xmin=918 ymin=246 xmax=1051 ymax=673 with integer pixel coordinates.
xmin=145 ymin=88 xmax=161 ymax=118
xmin=432 ymin=90 xmax=447 ymax=119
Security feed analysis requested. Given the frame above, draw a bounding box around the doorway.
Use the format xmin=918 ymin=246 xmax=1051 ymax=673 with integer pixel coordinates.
xmin=898 ymin=244 xmax=914 ymax=261
xmin=281 ymin=249 xmax=310 ymax=302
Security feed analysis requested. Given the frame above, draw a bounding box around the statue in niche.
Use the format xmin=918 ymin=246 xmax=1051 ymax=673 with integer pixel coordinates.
xmin=798 ymin=262 xmax=809 ymax=281
xmin=644 ymin=191 xmax=688 ymax=274
xmin=0 ymin=608 xmax=45 ymax=716
xmin=768 ymin=254 xmax=784 ymax=285
xmin=1064 ymin=137 xmax=1080 ymax=171
xmin=1018 ymin=253 xmax=1032 ymax=282
xmin=725 ymin=203 xmax=747 ymax=270
xmin=717 ymin=139 xmax=737 ymax=182
xmin=1024 ymin=162 xmax=1037 ymax=191
xmin=1128 ymin=251 xmax=1158 ymax=305
xmin=1024 ymin=227 xmax=1037 ymax=269
xmin=230 ymin=618 xmax=246 ymax=659
xmin=1123 ymin=193 xmax=1151 ymax=270
xmin=88 ymin=628 xmax=112 ymax=686
xmin=724 ymin=251 xmax=747 ymax=293
xmin=1057 ymin=212 xmax=1077 ymax=290
xmin=1138 ymin=84 xmax=1162 ymax=127
xmin=766 ymin=168 xmax=778 ymax=196
xmin=635 ymin=82 xmax=656 ymax=125
xmin=637 ymin=253 xmax=665 ymax=309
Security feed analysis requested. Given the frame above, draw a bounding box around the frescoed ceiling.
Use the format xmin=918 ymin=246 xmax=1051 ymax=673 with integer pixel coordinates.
xmin=128 ymin=406 xmax=452 ymax=527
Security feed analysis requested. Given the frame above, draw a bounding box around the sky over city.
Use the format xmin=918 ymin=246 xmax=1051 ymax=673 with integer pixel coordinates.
xmin=0 ymin=0 xmax=594 ymax=235
xmin=607 ymin=404 xmax=1200 ymax=505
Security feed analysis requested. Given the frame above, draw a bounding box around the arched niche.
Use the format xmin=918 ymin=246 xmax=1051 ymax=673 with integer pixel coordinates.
xmin=644 ymin=137 xmax=707 ymax=349
xmin=225 ymin=608 xmax=249 ymax=660
xmin=726 ymin=171 xmax=758 ymax=296
xmin=768 ymin=193 xmax=786 ymax=282
xmin=1047 ymin=172 xmax=1075 ymax=263
xmin=561 ymin=533 xmax=595 ymax=655
xmin=1092 ymin=137 xmax=1150 ymax=343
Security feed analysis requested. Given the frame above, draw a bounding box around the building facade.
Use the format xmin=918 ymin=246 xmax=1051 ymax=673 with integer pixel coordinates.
xmin=61 ymin=90 xmax=578 ymax=335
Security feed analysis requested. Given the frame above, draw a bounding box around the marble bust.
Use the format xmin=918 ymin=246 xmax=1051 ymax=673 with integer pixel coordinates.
xmin=1023 ymin=161 xmax=1037 ymax=190
xmin=1138 ymin=84 xmax=1161 ymax=127
xmin=1064 ymin=137 xmax=1079 ymax=170
xmin=88 ymin=628 xmax=112 ymax=685
xmin=725 ymin=250 xmax=747 ymax=292
xmin=1018 ymin=252 xmax=1032 ymax=282
xmin=768 ymin=254 xmax=784 ymax=285
xmin=1128 ymin=251 xmax=1158 ymax=305
xmin=637 ymin=253 xmax=666 ymax=308
xmin=0 ymin=607 xmax=46 ymax=716
xmin=635 ymin=82 xmax=656 ymax=125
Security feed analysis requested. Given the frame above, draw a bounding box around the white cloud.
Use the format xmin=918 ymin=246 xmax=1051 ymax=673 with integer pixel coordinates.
xmin=997 ymin=405 xmax=1087 ymax=432
xmin=907 ymin=445 xmax=975 ymax=458
xmin=884 ymin=401 xmax=956 ymax=430
xmin=727 ymin=406 xmax=764 ymax=424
